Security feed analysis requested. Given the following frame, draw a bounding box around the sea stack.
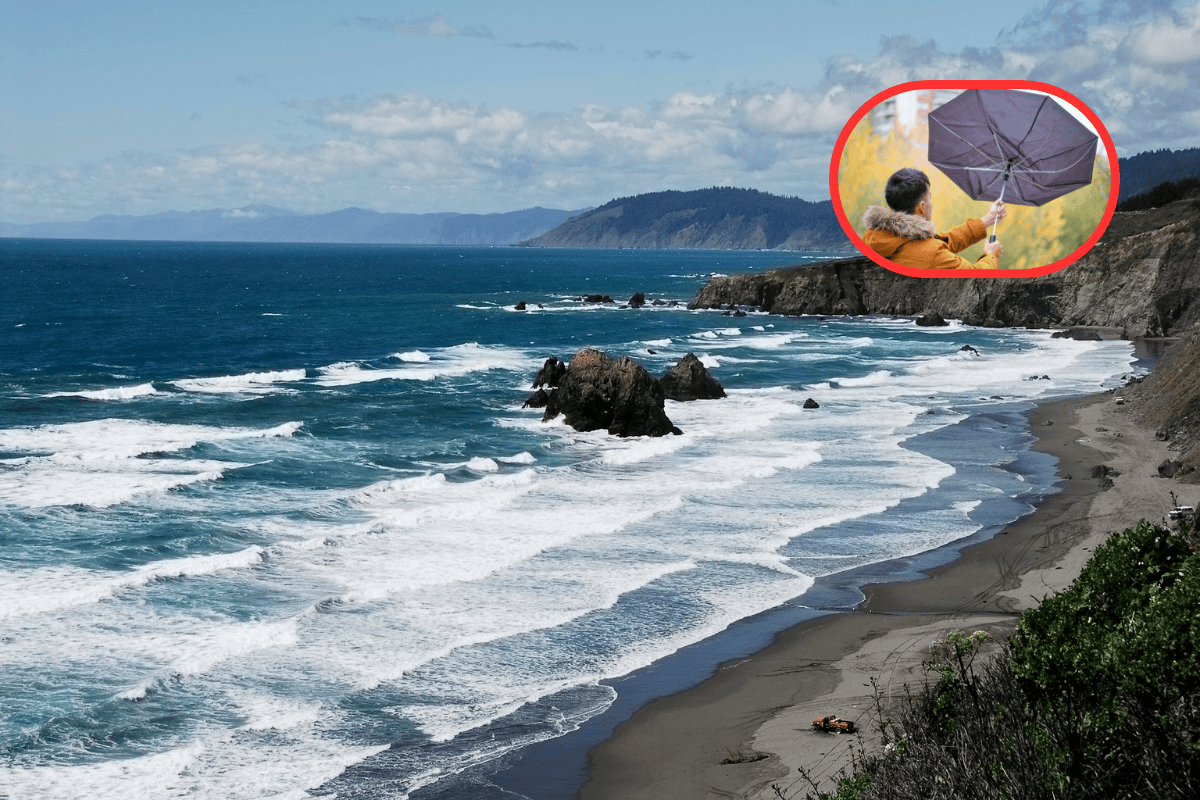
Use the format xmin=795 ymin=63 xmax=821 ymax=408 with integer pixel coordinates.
xmin=661 ymin=353 xmax=726 ymax=401
xmin=541 ymin=349 xmax=682 ymax=437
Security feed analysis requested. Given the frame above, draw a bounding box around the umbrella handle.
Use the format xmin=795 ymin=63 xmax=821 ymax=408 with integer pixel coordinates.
xmin=990 ymin=169 xmax=1010 ymax=243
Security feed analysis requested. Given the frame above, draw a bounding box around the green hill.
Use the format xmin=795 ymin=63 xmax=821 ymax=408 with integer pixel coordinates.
xmin=519 ymin=187 xmax=851 ymax=252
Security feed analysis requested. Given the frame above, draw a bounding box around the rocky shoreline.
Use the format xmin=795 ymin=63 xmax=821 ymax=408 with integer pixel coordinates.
xmin=688 ymin=199 xmax=1200 ymax=337
xmin=685 ymin=201 xmax=1200 ymax=481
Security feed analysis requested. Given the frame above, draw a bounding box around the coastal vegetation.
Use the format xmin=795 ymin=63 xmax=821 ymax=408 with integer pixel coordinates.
xmin=1115 ymin=177 xmax=1200 ymax=212
xmin=1116 ymin=147 xmax=1200 ymax=202
xmin=789 ymin=520 xmax=1200 ymax=800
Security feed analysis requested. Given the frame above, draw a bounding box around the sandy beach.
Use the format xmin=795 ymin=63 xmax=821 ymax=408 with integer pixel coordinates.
xmin=577 ymin=387 xmax=1178 ymax=800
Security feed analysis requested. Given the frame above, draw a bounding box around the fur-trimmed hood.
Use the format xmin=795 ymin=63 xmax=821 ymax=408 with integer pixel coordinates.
xmin=860 ymin=207 xmax=996 ymax=270
xmin=862 ymin=205 xmax=937 ymax=240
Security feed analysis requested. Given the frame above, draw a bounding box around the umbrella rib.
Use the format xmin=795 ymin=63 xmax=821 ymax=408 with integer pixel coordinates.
xmin=979 ymin=169 xmax=1005 ymax=197
xmin=932 ymin=165 xmax=1008 ymax=172
xmin=991 ymin=127 xmax=1013 ymax=166
xmin=1024 ymin=144 xmax=1099 ymax=175
xmin=1016 ymin=95 xmax=1049 ymax=152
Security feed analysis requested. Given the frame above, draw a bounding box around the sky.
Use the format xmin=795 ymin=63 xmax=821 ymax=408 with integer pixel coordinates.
xmin=3 ymin=0 xmax=1200 ymax=223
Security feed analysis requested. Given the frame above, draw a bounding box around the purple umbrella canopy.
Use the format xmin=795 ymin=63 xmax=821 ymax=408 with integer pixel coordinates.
xmin=927 ymin=89 xmax=1098 ymax=208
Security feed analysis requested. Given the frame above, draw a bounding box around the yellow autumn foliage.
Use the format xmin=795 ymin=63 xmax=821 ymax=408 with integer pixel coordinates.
xmin=837 ymin=117 xmax=1111 ymax=270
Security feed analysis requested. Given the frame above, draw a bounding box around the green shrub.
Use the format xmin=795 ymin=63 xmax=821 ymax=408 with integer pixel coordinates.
xmin=1011 ymin=520 xmax=1200 ymax=727
xmin=788 ymin=522 xmax=1200 ymax=799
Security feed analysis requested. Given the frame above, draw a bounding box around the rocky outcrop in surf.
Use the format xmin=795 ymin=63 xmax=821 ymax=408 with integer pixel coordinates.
xmin=531 ymin=356 xmax=568 ymax=389
xmin=660 ymin=353 xmax=726 ymax=401
xmin=690 ymin=200 xmax=1200 ymax=337
xmin=541 ymin=349 xmax=682 ymax=437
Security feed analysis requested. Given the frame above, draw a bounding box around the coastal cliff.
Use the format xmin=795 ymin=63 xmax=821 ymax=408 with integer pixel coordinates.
xmin=691 ymin=198 xmax=1200 ymax=338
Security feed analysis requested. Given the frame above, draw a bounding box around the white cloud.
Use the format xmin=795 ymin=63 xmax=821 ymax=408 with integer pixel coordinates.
xmin=1130 ymin=1 xmax=1200 ymax=64
xmin=10 ymin=1 xmax=1200 ymax=223
xmin=357 ymin=14 xmax=493 ymax=39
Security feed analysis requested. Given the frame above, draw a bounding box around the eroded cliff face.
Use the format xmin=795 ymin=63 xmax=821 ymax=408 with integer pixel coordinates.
xmin=1120 ymin=326 xmax=1200 ymax=482
xmin=691 ymin=200 xmax=1200 ymax=338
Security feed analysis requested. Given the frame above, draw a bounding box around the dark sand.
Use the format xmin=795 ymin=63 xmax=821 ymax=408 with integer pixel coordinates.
xmin=577 ymin=390 xmax=1175 ymax=800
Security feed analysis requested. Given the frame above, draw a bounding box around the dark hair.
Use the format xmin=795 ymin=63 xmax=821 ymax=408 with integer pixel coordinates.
xmin=884 ymin=168 xmax=930 ymax=213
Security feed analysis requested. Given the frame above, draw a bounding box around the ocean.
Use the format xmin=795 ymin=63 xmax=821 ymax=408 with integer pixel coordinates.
xmin=1 ymin=239 xmax=1140 ymax=799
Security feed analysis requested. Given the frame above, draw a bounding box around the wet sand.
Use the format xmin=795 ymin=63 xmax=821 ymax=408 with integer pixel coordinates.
xmin=577 ymin=390 xmax=1176 ymax=800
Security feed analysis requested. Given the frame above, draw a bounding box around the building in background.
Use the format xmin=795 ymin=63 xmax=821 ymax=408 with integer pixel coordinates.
xmin=870 ymin=89 xmax=963 ymax=135
xmin=915 ymin=89 xmax=962 ymax=123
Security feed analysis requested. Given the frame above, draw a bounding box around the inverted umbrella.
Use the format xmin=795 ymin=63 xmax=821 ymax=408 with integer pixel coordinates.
xmin=927 ymin=88 xmax=1098 ymax=242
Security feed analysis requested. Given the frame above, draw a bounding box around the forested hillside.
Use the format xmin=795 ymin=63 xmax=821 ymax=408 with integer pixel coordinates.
xmin=520 ymin=187 xmax=850 ymax=251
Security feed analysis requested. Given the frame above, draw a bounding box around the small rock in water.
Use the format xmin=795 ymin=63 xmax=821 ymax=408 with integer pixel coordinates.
xmin=523 ymin=388 xmax=551 ymax=408
xmin=661 ymin=353 xmax=726 ymax=401
xmin=804 ymin=398 xmax=820 ymax=409
xmin=531 ymin=356 xmax=568 ymax=389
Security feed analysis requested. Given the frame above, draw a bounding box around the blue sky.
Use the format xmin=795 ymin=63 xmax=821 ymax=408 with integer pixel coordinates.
xmin=4 ymin=0 xmax=1199 ymax=223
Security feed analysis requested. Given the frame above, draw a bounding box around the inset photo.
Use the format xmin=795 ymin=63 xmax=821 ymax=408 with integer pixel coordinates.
xmin=831 ymin=81 xmax=1118 ymax=277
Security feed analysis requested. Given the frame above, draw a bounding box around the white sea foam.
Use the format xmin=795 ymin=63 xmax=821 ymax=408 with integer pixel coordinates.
xmin=0 ymin=711 xmax=388 ymax=800
xmin=315 ymin=343 xmax=534 ymax=386
xmin=833 ymin=369 xmax=894 ymax=387
xmin=742 ymin=332 xmax=808 ymax=349
xmin=172 ymin=369 xmax=306 ymax=394
xmin=393 ymin=349 xmax=431 ymax=362
xmin=0 ymin=545 xmax=266 ymax=620
xmin=44 ymin=383 xmax=159 ymax=401
xmin=0 ymin=419 xmax=300 ymax=508
xmin=823 ymin=334 xmax=1134 ymax=404
xmin=0 ymin=318 xmax=1139 ymax=800
xmin=596 ymin=434 xmax=693 ymax=465
xmin=465 ymin=457 xmax=500 ymax=472
xmin=498 ymin=451 xmax=538 ymax=464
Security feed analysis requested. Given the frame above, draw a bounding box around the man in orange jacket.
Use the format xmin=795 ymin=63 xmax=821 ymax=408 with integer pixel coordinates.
xmin=862 ymin=168 xmax=1006 ymax=270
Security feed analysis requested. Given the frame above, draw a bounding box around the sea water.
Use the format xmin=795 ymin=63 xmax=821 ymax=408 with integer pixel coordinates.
xmin=0 ymin=240 xmax=1139 ymax=799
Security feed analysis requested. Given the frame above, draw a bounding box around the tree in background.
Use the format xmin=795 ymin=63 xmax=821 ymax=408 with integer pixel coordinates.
xmin=837 ymin=117 xmax=1111 ymax=271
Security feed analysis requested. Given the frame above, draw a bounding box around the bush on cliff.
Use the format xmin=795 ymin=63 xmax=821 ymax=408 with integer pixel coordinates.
xmin=795 ymin=521 xmax=1200 ymax=800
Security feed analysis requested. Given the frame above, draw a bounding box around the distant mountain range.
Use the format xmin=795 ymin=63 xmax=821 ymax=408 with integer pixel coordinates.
xmin=521 ymin=187 xmax=850 ymax=252
xmin=6 ymin=147 xmax=1199 ymax=249
xmin=0 ymin=206 xmax=586 ymax=246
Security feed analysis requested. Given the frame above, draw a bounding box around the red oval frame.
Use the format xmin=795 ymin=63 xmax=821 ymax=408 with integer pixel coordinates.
xmin=829 ymin=80 xmax=1119 ymax=278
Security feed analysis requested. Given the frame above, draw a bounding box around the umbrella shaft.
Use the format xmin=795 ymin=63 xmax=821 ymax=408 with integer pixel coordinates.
xmin=990 ymin=177 xmax=1008 ymax=243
